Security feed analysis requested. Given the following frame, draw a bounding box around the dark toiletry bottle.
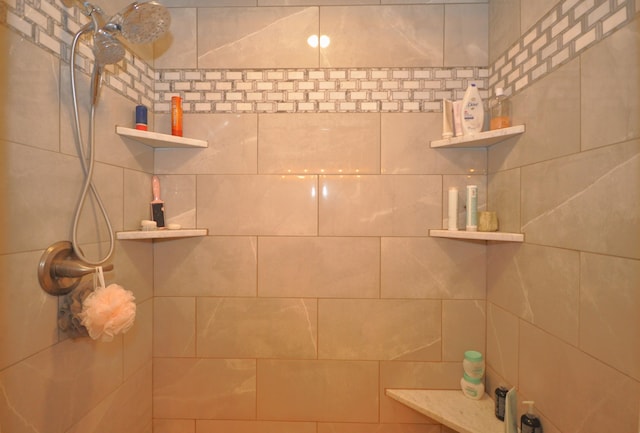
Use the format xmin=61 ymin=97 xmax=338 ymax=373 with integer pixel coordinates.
xmin=521 ymin=401 xmax=543 ymax=433
xmin=495 ymin=386 xmax=508 ymax=421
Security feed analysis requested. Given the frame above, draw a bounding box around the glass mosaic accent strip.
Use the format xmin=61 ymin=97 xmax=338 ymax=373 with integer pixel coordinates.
xmin=1 ymin=0 xmax=636 ymax=113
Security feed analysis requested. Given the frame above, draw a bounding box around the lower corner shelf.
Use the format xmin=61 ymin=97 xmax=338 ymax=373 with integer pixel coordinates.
xmin=116 ymin=229 xmax=208 ymax=240
xmin=430 ymin=229 xmax=523 ymax=242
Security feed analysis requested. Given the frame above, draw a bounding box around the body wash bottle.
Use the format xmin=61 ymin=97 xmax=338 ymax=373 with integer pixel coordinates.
xmin=521 ymin=401 xmax=543 ymax=433
xmin=461 ymin=83 xmax=484 ymax=135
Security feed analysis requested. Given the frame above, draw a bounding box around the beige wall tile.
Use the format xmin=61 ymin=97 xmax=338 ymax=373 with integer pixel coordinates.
xmin=124 ymin=299 xmax=153 ymax=379
xmin=154 ymin=419 xmax=195 ymax=433
xmin=379 ymin=361 xmax=461 ymax=423
xmin=0 ymin=27 xmax=59 ymax=152
xmin=488 ymin=58 xmax=581 ymax=172
xmin=154 ymin=236 xmax=257 ymax=296
xmin=258 ymin=237 xmax=380 ymax=298
xmin=153 ymin=358 xmax=256 ymax=419
xmin=153 ymin=297 xmax=196 ymax=358
xmin=487 ymin=168 xmax=520 ymax=233
xmin=487 ymin=243 xmax=580 ymax=344
xmin=257 ymin=360 xmax=378 ymax=422
xmin=198 ymin=175 xmax=318 ymax=235
xmin=581 ymin=18 xmax=639 ymax=151
xmin=580 ymin=253 xmax=640 ymax=380
xmin=381 ymin=113 xmax=487 ymax=175
xmin=488 ymin=0 xmax=520 ymax=62
xmin=442 ymin=300 xmax=486 ymax=362
xmin=0 ymin=251 xmax=58 ymax=370
xmin=444 ymin=4 xmax=489 ymax=67
xmin=486 ymin=303 xmax=519 ymax=388
xmin=124 ymin=170 xmax=153 ymax=231
xmin=114 ymin=239 xmax=154 ymax=302
xmin=319 ymin=175 xmax=441 ymax=236
xmin=0 ymin=338 xmax=123 ymax=433
xmin=154 ymin=114 xmax=258 ymax=174
xmin=521 ymin=0 xmax=559 ymax=32
xmin=319 ymin=299 xmax=441 ymax=361
xmin=66 ymin=363 xmax=152 ymax=433
xmin=519 ymin=322 xmax=640 ymax=433
xmin=197 ymin=7 xmax=319 ymax=69
xmin=381 ymin=237 xmax=486 ymax=300
xmin=318 ymin=423 xmax=441 ymax=433
xmin=197 ymin=298 xmax=318 ymax=358
xmin=521 ymin=139 xmax=640 ymax=259
xmin=259 ymin=113 xmax=381 ymax=174
xmin=154 ymin=8 xmax=198 ymax=69
xmin=198 ymin=420 xmax=316 ymax=433
xmin=320 ymin=6 xmax=444 ymax=67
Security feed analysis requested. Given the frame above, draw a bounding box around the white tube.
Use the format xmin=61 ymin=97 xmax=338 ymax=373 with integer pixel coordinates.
xmin=453 ymin=100 xmax=463 ymax=137
xmin=442 ymin=99 xmax=454 ymax=139
xmin=447 ymin=187 xmax=458 ymax=231
xmin=466 ymin=185 xmax=478 ymax=231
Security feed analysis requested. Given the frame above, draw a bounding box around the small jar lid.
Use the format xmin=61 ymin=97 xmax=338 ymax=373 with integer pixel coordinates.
xmin=463 ymin=372 xmax=483 ymax=384
xmin=464 ymin=350 xmax=483 ymax=362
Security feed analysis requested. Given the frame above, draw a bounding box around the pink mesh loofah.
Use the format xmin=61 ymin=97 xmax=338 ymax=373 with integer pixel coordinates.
xmin=79 ymin=284 xmax=136 ymax=342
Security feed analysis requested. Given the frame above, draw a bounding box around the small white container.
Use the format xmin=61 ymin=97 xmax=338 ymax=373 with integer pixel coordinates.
xmin=460 ymin=372 xmax=485 ymax=400
xmin=463 ymin=350 xmax=485 ymax=378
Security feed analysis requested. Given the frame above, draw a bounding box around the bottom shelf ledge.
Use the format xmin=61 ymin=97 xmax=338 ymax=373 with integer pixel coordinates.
xmin=386 ymin=389 xmax=503 ymax=433
xmin=430 ymin=229 xmax=524 ymax=242
xmin=116 ymin=229 xmax=208 ymax=240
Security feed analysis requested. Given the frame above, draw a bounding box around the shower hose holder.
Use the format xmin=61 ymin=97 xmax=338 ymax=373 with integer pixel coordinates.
xmin=38 ymin=241 xmax=113 ymax=296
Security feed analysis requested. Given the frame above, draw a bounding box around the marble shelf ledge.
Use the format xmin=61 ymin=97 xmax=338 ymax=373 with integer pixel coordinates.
xmin=116 ymin=229 xmax=208 ymax=240
xmin=430 ymin=229 xmax=524 ymax=242
xmin=386 ymin=389 xmax=503 ymax=433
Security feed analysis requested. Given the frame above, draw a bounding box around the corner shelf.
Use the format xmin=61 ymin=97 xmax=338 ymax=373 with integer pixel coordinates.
xmin=116 ymin=229 xmax=208 ymax=240
xmin=430 ymin=229 xmax=523 ymax=242
xmin=116 ymin=126 xmax=208 ymax=148
xmin=386 ymin=389 xmax=503 ymax=433
xmin=430 ymin=125 xmax=525 ymax=148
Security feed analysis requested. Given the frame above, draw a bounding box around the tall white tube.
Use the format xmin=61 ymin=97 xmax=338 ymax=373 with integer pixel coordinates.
xmin=448 ymin=187 xmax=458 ymax=231
xmin=466 ymin=185 xmax=478 ymax=231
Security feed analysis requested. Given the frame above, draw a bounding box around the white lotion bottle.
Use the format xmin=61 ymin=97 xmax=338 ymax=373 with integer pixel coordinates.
xmin=461 ymin=83 xmax=484 ymax=135
xmin=447 ymin=187 xmax=458 ymax=231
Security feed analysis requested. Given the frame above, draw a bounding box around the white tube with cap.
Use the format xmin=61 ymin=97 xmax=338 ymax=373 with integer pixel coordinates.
xmin=448 ymin=187 xmax=458 ymax=231
xmin=466 ymin=185 xmax=478 ymax=231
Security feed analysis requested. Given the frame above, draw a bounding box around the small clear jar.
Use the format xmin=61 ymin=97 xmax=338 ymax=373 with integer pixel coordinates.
xmin=463 ymin=350 xmax=485 ymax=379
xmin=460 ymin=373 xmax=485 ymax=400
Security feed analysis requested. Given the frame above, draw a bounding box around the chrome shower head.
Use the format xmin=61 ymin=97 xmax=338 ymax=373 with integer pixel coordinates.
xmin=113 ymin=1 xmax=171 ymax=44
xmin=93 ymin=28 xmax=126 ymax=65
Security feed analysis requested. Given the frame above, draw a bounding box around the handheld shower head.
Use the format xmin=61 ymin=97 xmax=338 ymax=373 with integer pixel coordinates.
xmin=93 ymin=28 xmax=126 ymax=65
xmin=114 ymin=1 xmax=171 ymax=44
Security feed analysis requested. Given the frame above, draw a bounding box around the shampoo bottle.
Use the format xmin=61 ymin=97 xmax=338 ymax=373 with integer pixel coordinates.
xmin=461 ymin=83 xmax=484 ymax=135
xmin=521 ymin=401 xmax=543 ymax=433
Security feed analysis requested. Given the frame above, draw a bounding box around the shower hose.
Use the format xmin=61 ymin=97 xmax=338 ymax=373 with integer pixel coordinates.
xmin=68 ymin=23 xmax=115 ymax=266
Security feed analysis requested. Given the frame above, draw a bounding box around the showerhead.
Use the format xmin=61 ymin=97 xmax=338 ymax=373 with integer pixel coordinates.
xmin=93 ymin=28 xmax=126 ymax=65
xmin=114 ymin=1 xmax=171 ymax=45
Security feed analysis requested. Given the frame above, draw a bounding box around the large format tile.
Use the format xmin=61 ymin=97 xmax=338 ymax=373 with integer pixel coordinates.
xmin=257 ymin=360 xmax=378 ymax=422
xmin=197 ymin=298 xmax=317 ymax=358
xmin=198 ymin=420 xmax=316 ymax=433
xmin=519 ymin=322 xmax=640 ymax=433
xmin=154 ymin=8 xmax=198 ymax=69
xmin=487 ymin=243 xmax=580 ymax=345
xmin=319 ymin=175 xmax=441 ymax=236
xmin=319 ymin=5 xmax=444 ymax=67
xmin=381 ymin=237 xmax=486 ymax=300
xmin=198 ymin=7 xmax=319 ymax=68
xmin=153 ymin=297 xmax=196 ymax=358
xmin=442 ymin=300 xmax=486 ymax=362
xmin=488 ymin=0 xmax=520 ymax=62
xmin=153 ymin=358 xmax=256 ymax=419
xmin=258 ymin=236 xmax=380 ymax=298
xmin=0 ymin=27 xmax=59 ymax=151
xmin=580 ymin=253 xmax=640 ymax=381
xmin=318 ymin=299 xmax=441 ymax=361
xmin=259 ymin=113 xmax=380 ymax=174
xmin=198 ymin=175 xmax=318 ymax=235
xmin=444 ymin=4 xmax=488 ymax=67
xmin=154 ymin=236 xmax=257 ymax=297
xmin=381 ymin=113 xmax=487 ymax=175
xmin=581 ymin=18 xmax=639 ymax=150
xmin=486 ymin=303 xmax=519 ymax=389
xmin=521 ymin=139 xmax=640 ymax=259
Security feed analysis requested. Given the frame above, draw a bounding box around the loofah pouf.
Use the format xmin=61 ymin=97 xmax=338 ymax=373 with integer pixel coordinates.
xmin=78 ymin=283 xmax=136 ymax=342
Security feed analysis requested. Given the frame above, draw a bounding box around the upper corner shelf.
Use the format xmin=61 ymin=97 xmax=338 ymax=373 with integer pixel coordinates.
xmin=430 ymin=229 xmax=523 ymax=243
xmin=116 ymin=126 xmax=208 ymax=148
xmin=430 ymin=125 xmax=525 ymax=149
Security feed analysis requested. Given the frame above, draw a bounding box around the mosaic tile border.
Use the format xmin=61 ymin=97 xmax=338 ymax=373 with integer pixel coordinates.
xmin=1 ymin=0 xmax=636 ymax=114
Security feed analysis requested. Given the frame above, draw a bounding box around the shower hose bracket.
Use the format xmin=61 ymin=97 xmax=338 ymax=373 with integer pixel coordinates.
xmin=38 ymin=241 xmax=113 ymax=296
